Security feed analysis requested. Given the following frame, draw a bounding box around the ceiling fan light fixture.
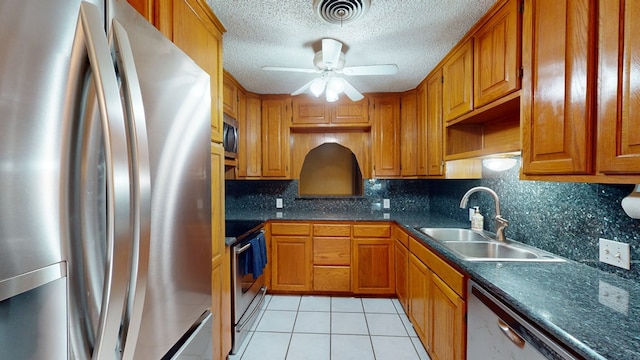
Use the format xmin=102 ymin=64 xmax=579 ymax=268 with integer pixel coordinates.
xmin=309 ymin=77 xmax=327 ymax=97
xmin=326 ymin=88 xmax=339 ymax=102
xmin=327 ymin=77 xmax=345 ymax=94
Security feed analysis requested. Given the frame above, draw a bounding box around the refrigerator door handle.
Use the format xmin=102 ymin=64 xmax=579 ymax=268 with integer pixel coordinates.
xmin=109 ymin=19 xmax=152 ymax=360
xmin=78 ymin=3 xmax=134 ymax=359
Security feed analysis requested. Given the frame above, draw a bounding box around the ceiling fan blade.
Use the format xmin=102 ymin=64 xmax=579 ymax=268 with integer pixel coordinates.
xmin=340 ymin=64 xmax=399 ymax=76
xmin=341 ymin=79 xmax=364 ymax=101
xmin=322 ymin=39 xmax=343 ymax=69
xmin=291 ymin=79 xmax=316 ymax=96
xmin=262 ymin=66 xmax=320 ymax=74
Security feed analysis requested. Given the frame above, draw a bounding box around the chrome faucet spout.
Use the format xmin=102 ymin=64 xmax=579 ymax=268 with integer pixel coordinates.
xmin=459 ymin=186 xmax=507 ymax=241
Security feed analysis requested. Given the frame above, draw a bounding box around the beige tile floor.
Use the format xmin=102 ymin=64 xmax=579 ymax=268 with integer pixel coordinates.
xmin=229 ymin=295 xmax=430 ymax=360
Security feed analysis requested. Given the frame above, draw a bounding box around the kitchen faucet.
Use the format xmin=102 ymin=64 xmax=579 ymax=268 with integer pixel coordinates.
xmin=459 ymin=186 xmax=509 ymax=241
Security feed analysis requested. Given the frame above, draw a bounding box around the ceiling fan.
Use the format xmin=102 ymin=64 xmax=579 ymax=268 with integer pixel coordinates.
xmin=262 ymin=39 xmax=398 ymax=102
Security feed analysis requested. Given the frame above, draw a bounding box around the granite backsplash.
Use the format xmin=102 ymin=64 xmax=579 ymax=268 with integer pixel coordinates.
xmin=225 ymin=159 xmax=640 ymax=282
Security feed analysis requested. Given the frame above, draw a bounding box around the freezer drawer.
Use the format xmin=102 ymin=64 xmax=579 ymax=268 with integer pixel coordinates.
xmin=0 ymin=275 xmax=67 ymax=359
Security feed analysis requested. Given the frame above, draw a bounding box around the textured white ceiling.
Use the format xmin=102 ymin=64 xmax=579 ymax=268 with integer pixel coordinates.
xmin=207 ymin=0 xmax=496 ymax=95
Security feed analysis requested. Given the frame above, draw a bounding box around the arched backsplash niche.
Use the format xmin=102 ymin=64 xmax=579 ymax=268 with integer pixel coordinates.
xmin=291 ymin=131 xmax=370 ymax=196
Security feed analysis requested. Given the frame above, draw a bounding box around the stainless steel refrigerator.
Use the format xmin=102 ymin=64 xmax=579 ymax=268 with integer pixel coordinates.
xmin=0 ymin=0 xmax=213 ymax=359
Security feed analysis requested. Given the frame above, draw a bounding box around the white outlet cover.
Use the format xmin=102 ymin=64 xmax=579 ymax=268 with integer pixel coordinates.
xmin=276 ymin=198 xmax=283 ymax=209
xmin=599 ymin=238 xmax=631 ymax=270
xmin=598 ymin=238 xmax=631 ymax=270
xmin=598 ymin=280 xmax=629 ymax=315
xmin=383 ymin=199 xmax=390 ymax=209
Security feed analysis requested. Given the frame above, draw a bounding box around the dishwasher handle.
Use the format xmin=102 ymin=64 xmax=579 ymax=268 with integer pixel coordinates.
xmin=497 ymin=319 xmax=526 ymax=348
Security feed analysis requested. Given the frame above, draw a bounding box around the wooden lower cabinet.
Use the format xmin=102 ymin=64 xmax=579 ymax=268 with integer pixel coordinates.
xmin=409 ymin=236 xmax=466 ymax=360
xmin=430 ymin=273 xmax=466 ymax=360
xmin=270 ymin=222 xmax=313 ymax=292
xmin=408 ymin=253 xmax=430 ymax=343
xmin=352 ymin=238 xmax=395 ymax=294
xmin=393 ymin=226 xmax=410 ymax=313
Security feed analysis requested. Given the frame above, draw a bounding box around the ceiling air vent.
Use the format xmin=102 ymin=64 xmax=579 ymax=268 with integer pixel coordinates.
xmin=313 ymin=0 xmax=371 ymax=25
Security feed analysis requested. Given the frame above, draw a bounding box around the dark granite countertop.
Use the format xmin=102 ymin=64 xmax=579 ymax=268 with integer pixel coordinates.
xmin=225 ymin=209 xmax=640 ymax=360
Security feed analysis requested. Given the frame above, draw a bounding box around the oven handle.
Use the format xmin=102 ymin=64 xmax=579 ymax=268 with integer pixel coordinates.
xmin=236 ymin=286 xmax=267 ymax=332
xmin=234 ymin=242 xmax=252 ymax=255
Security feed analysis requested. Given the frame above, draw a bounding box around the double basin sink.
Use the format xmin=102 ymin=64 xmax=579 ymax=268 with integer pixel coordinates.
xmin=416 ymin=228 xmax=565 ymax=262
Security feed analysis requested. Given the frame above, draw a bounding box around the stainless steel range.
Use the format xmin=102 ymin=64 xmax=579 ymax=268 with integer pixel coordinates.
xmin=226 ymin=221 xmax=268 ymax=355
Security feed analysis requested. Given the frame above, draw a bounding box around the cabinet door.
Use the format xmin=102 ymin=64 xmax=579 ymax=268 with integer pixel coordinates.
xmin=238 ymin=94 xmax=262 ymax=178
xmin=597 ymin=0 xmax=640 ymax=174
xmin=261 ymin=98 xmax=291 ymax=178
xmin=211 ymin=143 xmax=227 ymax=358
xmin=169 ymin=0 xmax=224 ymax=143
xmin=408 ymin=254 xmax=430 ymax=346
xmin=426 ymin=69 xmax=444 ymax=176
xmin=223 ymin=74 xmax=238 ymax=118
xmin=332 ymin=98 xmax=370 ymax=125
xmin=521 ymin=0 xmax=596 ymax=175
xmin=292 ymin=97 xmax=329 ymax=125
xmin=429 ymin=273 xmax=466 ymax=360
xmin=352 ymin=238 xmax=395 ymax=294
xmin=473 ymin=0 xmax=520 ymax=108
xmin=443 ymin=39 xmax=474 ymax=122
xmin=416 ymin=81 xmax=429 ymax=176
xmin=394 ymin=240 xmax=409 ymax=314
xmin=271 ymin=236 xmax=313 ymax=291
xmin=372 ymin=96 xmax=401 ymax=178
xmin=401 ymin=91 xmax=418 ymax=177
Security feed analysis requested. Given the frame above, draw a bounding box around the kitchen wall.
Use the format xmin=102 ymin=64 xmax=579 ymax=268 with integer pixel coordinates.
xmin=225 ymin=159 xmax=639 ymax=282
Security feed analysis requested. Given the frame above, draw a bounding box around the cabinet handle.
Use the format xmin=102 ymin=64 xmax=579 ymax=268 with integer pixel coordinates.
xmin=497 ymin=319 xmax=525 ymax=348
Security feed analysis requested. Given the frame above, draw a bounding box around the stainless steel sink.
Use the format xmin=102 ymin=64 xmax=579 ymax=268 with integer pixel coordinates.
xmin=417 ymin=228 xmax=492 ymax=242
xmin=416 ymin=228 xmax=565 ymax=262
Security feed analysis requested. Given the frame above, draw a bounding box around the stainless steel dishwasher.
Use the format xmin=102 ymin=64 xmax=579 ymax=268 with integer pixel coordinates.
xmin=467 ymin=281 xmax=580 ymax=360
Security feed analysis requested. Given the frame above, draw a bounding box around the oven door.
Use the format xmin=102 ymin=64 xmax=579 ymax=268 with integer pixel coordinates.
xmin=232 ymin=235 xmax=266 ymax=325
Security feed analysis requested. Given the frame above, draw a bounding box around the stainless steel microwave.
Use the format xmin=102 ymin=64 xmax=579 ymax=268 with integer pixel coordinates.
xmin=223 ymin=114 xmax=238 ymax=158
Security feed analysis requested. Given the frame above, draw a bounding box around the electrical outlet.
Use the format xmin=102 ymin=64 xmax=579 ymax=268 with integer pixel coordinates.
xmin=599 ymin=238 xmax=631 ymax=270
xmin=276 ymin=198 xmax=283 ymax=209
xmin=598 ymin=280 xmax=629 ymax=315
xmin=383 ymin=199 xmax=390 ymax=209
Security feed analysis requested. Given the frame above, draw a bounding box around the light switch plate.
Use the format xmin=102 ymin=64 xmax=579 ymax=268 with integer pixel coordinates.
xmin=599 ymin=238 xmax=631 ymax=270
xmin=599 ymin=280 xmax=629 ymax=315
xmin=383 ymin=199 xmax=390 ymax=209
xmin=276 ymin=198 xmax=283 ymax=209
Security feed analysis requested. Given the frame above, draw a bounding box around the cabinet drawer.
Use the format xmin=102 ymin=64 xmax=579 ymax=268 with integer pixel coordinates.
xmin=393 ymin=226 xmax=409 ymax=247
xmin=270 ymin=222 xmax=311 ymax=236
xmin=314 ymin=237 xmax=351 ymax=265
xmin=313 ymin=223 xmax=351 ymax=237
xmin=313 ymin=266 xmax=351 ymax=292
xmin=353 ymin=223 xmax=392 ymax=238
xmin=410 ymin=237 xmax=465 ymax=297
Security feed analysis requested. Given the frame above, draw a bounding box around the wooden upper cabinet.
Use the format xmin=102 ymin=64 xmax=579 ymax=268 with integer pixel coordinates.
xmin=473 ymin=0 xmax=521 ymax=108
xmin=597 ymin=0 xmax=640 ymax=174
xmin=416 ymin=81 xmax=429 ymax=176
xmin=291 ymin=96 xmax=369 ymax=127
xmin=292 ymin=97 xmax=329 ymax=125
xmin=426 ymin=68 xmax=444 ymax=176
xmin=443 ymin=39 xmax=474 ymax=122
xmin=166 ymin=0 xmax=225 ymax=143
xmin=372 ymin=96 xmax=401 ymax=178
xmin=238 ymin=93 xmax=262 ymax=178
xmin=401 ymin=91 xmax=418 ymax=177
xmin=261 ymin=98 xmax=291 ymax=178
xmin=521 ymin=0 xmax=596 ymax=175
xmin=223 ymin=73 xmax=238 ymax=118
xmin=332 ymin=97 xmax=369 ymax=125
